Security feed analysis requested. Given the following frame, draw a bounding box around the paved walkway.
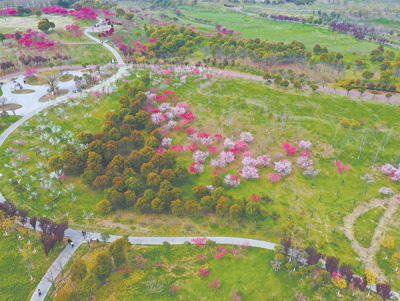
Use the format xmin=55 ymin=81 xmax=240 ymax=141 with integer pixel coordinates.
xmin=3 ymin=71 xmax=82 ymax=116
xmin=84 ymin=18 xmax=124 ymax=65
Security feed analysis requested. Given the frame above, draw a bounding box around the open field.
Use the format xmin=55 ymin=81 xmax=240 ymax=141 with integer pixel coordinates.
xmin=49 ymin=242 xmax=385 ymax=300
xmin=177 ymin=7 xmax=398 ymax=55
xmin=0 ymin=15 xmax=77 ymax=33
xmin=0 ymin=231 xmax=63 ymax=300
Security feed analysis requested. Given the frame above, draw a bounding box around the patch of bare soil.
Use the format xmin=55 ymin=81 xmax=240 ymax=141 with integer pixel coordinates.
xmin=39 ymin=89 xmax=69 ymax=102
xmin=0 ymin=103 xmax=21 ymax=110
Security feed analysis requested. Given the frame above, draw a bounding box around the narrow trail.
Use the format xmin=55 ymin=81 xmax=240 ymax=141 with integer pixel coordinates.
xmin=340 ymin=196 xmax=399 ymax=281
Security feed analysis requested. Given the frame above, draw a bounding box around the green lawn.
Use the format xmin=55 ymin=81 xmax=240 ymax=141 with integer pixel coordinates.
xmin=366 ymin=18 xmax=400 ymax=29
xmin=353 ymin=206 xmax=386 ymax=248
xmin=0 ymin=231 xmax=63 ymax=300
xmin=69 ymin=44 xmax=114 ymax=65
xmin=0 ymin=115 xmax=20 ymax=135
xmin=177 ymin=7 xmax=397 ymax=55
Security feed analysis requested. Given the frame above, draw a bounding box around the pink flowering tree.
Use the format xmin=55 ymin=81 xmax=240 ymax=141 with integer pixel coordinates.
xmin=190 ymin=161 xmax=204 ymax=174
xmin=224 ymin=174 xmax=240 ymax=187
xmin=391 ymin=169 xmax=400 ymax=182
xmin=24 ymin=67 xmax=37 ymax=78
xmin=240 ymin=166 xmax=259 ymax=179
xmin=275 ymin=160 xmax=292 ymax=176
xmin=335 ymin=161 xmax=351 ymax=174
xmin=382 ymin=164 xmax=395 ymax=176
xmin=299 ymin=140 xmax=312 ymax=150
xmin=256 ymin=155 xmax=271 ymax=167
xmin=191 ymin=237 xmax=207 ymax=247
xmin=240 ymin=132 xmax=254 ymax=143
xmin=193 ymin=150 xmax=209 ymax=163
xmin=379 ymin=187 xmax=393 ymax=196
xmin=199 ymin=268 xmax=210 ymax=277
xmin=282 ymin=142 xmax=297 ymax=155
xmin=208 ymin=279 xmax=221 ymax=293
xmin=268 ymin=173 xmax=282 ymax=183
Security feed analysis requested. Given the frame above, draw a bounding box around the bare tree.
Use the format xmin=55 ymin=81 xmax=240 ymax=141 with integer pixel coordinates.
xmin=82 ymin=231 xmax=93 ymax=251
xmin=44 ymin=74 xmax=60 ymax=94
xmin=0 ymin=96 xmax=8 ymax=112
xmin=45 ymin=269 xmax=59 ymax=297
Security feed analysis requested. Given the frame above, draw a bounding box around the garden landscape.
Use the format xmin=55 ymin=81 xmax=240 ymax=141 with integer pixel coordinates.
xmin=0 ymin=0 xmax=400 ymax=300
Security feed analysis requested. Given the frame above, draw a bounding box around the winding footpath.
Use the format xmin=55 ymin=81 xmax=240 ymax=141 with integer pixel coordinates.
xmin=0 ymin=18 xmax=395 ymax=301
xmin=340 ymin=197 xmax=399 ymax=281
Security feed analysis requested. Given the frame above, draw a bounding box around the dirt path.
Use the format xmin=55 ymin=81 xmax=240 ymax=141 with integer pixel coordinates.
xmin=340 ymin=196 xmax=399 ymax=281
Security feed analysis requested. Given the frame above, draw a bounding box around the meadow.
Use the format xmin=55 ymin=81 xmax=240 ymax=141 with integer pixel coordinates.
xmin=0 ymin=231 xmax=63 ymax=300
xmin=0 ymin=67 xmax=399 ymax=286
xmin=177 ymin=7 xmax=395 ymax=55
xmin=49 ymin=242 xmax=380 ymax=300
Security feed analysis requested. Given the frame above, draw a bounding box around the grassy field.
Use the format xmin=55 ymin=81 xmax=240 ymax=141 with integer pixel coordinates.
xmin=0 ymin=115 xmax=20 ymax=135
xmin=49 ymin=242 xmax=375 ymax=300
xmin=177 ymin=7 xmax=397 ymax=55
xmin=0 ymin=231 xmax=63 ymax=301
xmin=353 ymin=206 xmax=386 ymax=248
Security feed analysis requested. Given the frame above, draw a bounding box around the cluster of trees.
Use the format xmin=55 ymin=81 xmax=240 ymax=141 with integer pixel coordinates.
xmin=18 ymin=55 xmax=51 ymax=66
xmin=146 ymin=24 xmax=203 ymax=58
xmin=16 ymin=5 xmax=33 ymax=16
xmin=330 ymin=22 xmax=391 ymax=44
xmin=0 ymin=200 xmax=68 ymax=257
xmin=258 ymin=0 xmax=315 ymax=4
xmin=37 ymin=216 xmax=68 ymax=256
xmin=47 ymin=74 xmax=190 ymax=215
xmin=309 ymin=44 xmax=346 ymax=71
xmin=72 ymin=0 xmax=116 ymax=10
xmin=259 ymin=13 xmax=322 ymax=25
xmin=0 ymin=61 xmax=15 ymax=74
xmin=263 ymin=68 xmax=315 ymax=90
xmin=202 ymin=33 xmax=307 ymax=65
xmin=340 ymin=79 xmax=397 ymax=95
xmin=335 ymin=45 xmax=400 ymax=94
xmin=276 ymin=236 xmax=393 ymax=300
xmin=56 ymin=237 xmax=131 ymax=299
xmin=187 ymin=185 xmax=278 ymax=223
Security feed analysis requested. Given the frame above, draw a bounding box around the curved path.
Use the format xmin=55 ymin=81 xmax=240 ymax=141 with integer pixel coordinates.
xmin=83 ymin=18 xmax=124 ymax=65
xmin=340 ymin=196 xmax=399 ymax=281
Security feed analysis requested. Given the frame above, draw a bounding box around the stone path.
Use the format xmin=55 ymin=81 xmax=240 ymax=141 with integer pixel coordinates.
xmin=340 ymin=196 xmax=399 ymax=281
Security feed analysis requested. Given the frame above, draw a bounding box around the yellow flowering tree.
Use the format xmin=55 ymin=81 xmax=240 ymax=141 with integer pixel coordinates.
xmin=332 ymin=273 xmax=347 ymax=296
xmin=390 ymin=251 xmax=400 ymax=272
xmin=381 ymin=237 xmax=395 ymax=259
xmin=365 ymin=270 xmax=377 ymax=296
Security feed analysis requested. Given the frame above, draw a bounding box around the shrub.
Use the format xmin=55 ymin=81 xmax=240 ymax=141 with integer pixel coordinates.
xmin=97 ymin=200 xmax=112 ymax=215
